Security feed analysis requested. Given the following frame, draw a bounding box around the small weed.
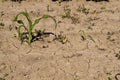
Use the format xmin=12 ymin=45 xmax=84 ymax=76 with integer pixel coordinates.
xmin=62 ymin=5 xmax=71 ymax=19
xmin=108 ymin=77 xmax=112 ymax=80
xmin=62 ymin=6 xmax=79 ymax=24
xmin=0 ymin=22 xmax=4 ymax=29
xmin=80 ymin=30 xmax=87 ymax=41
xmin=54 ymin=32 xmax=68 ymax=44
xmin=77 ymin=4 xmax=90 ymax=15
xmin=79 ymin=30 xmax=95 ymax=43
xmin=106 ymin=72 xmax=112 ymax=80
xmin=14 ymin=10 xmax=57 ymax=45
xmin=0 ymin=22 xmax=4 ymax=26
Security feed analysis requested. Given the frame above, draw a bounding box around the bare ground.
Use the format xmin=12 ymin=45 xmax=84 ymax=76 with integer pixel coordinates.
xmin=0 ymin=0 xmax=120 ymax=80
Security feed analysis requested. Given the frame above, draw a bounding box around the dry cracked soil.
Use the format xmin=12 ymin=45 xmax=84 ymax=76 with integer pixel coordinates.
xmin=0 ymin=0 xmax=120 ymax=80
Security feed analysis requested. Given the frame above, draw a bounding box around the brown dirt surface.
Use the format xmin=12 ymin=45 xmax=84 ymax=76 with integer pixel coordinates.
xmin=0 ymin=0 xmax=120 ymax=80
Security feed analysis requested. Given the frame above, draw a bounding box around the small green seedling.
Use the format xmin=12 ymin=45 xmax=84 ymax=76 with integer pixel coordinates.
xmin=81 ymin=30 xmax=87 ymax=40
xmin=54 ymin=32 xmax=68 ymax=44
xmin=80 ymin=30 xmax=95 ymax=43
xmin=14 ymin=10 xmax=57 ymax=45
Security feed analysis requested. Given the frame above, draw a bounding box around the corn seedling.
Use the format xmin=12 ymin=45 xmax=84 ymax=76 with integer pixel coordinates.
xmin=14 ymin=10 xmax=57 ymax=45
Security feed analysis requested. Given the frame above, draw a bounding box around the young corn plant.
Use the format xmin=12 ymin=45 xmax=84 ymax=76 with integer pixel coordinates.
xmin=14 ymin=11 xmax=57 ymax=45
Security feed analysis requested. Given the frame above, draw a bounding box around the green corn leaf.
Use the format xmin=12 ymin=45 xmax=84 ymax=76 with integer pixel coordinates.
xmin=28 ymin=32 xmax=32 ymax=45
xmin=14 ymin=11 xmax=32 ymax=26
xmin=42 ymin=15 xmax=50 ymax=19
xmin=42 ymin=15 xmax=57 ymax=29
xmin=15 ymin=26 xmax=23 ymax=43
xmin=20 ymin=11 xmax=32 ymax=26
xmin=33 ymin=18 xmax=41 ymax=26
xmin=14 ymin=12 xmax=26 ymax=21
xmin=32 ymin=18 xmax=41 ymax=30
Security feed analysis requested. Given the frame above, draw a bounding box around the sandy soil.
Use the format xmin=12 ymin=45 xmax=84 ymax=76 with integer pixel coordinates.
xmin=0 ymin=0 xmax=120 ymax=80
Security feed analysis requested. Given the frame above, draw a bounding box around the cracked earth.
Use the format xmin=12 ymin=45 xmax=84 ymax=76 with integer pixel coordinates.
xmin=0 ymin=0 xmax=120 ymax=80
